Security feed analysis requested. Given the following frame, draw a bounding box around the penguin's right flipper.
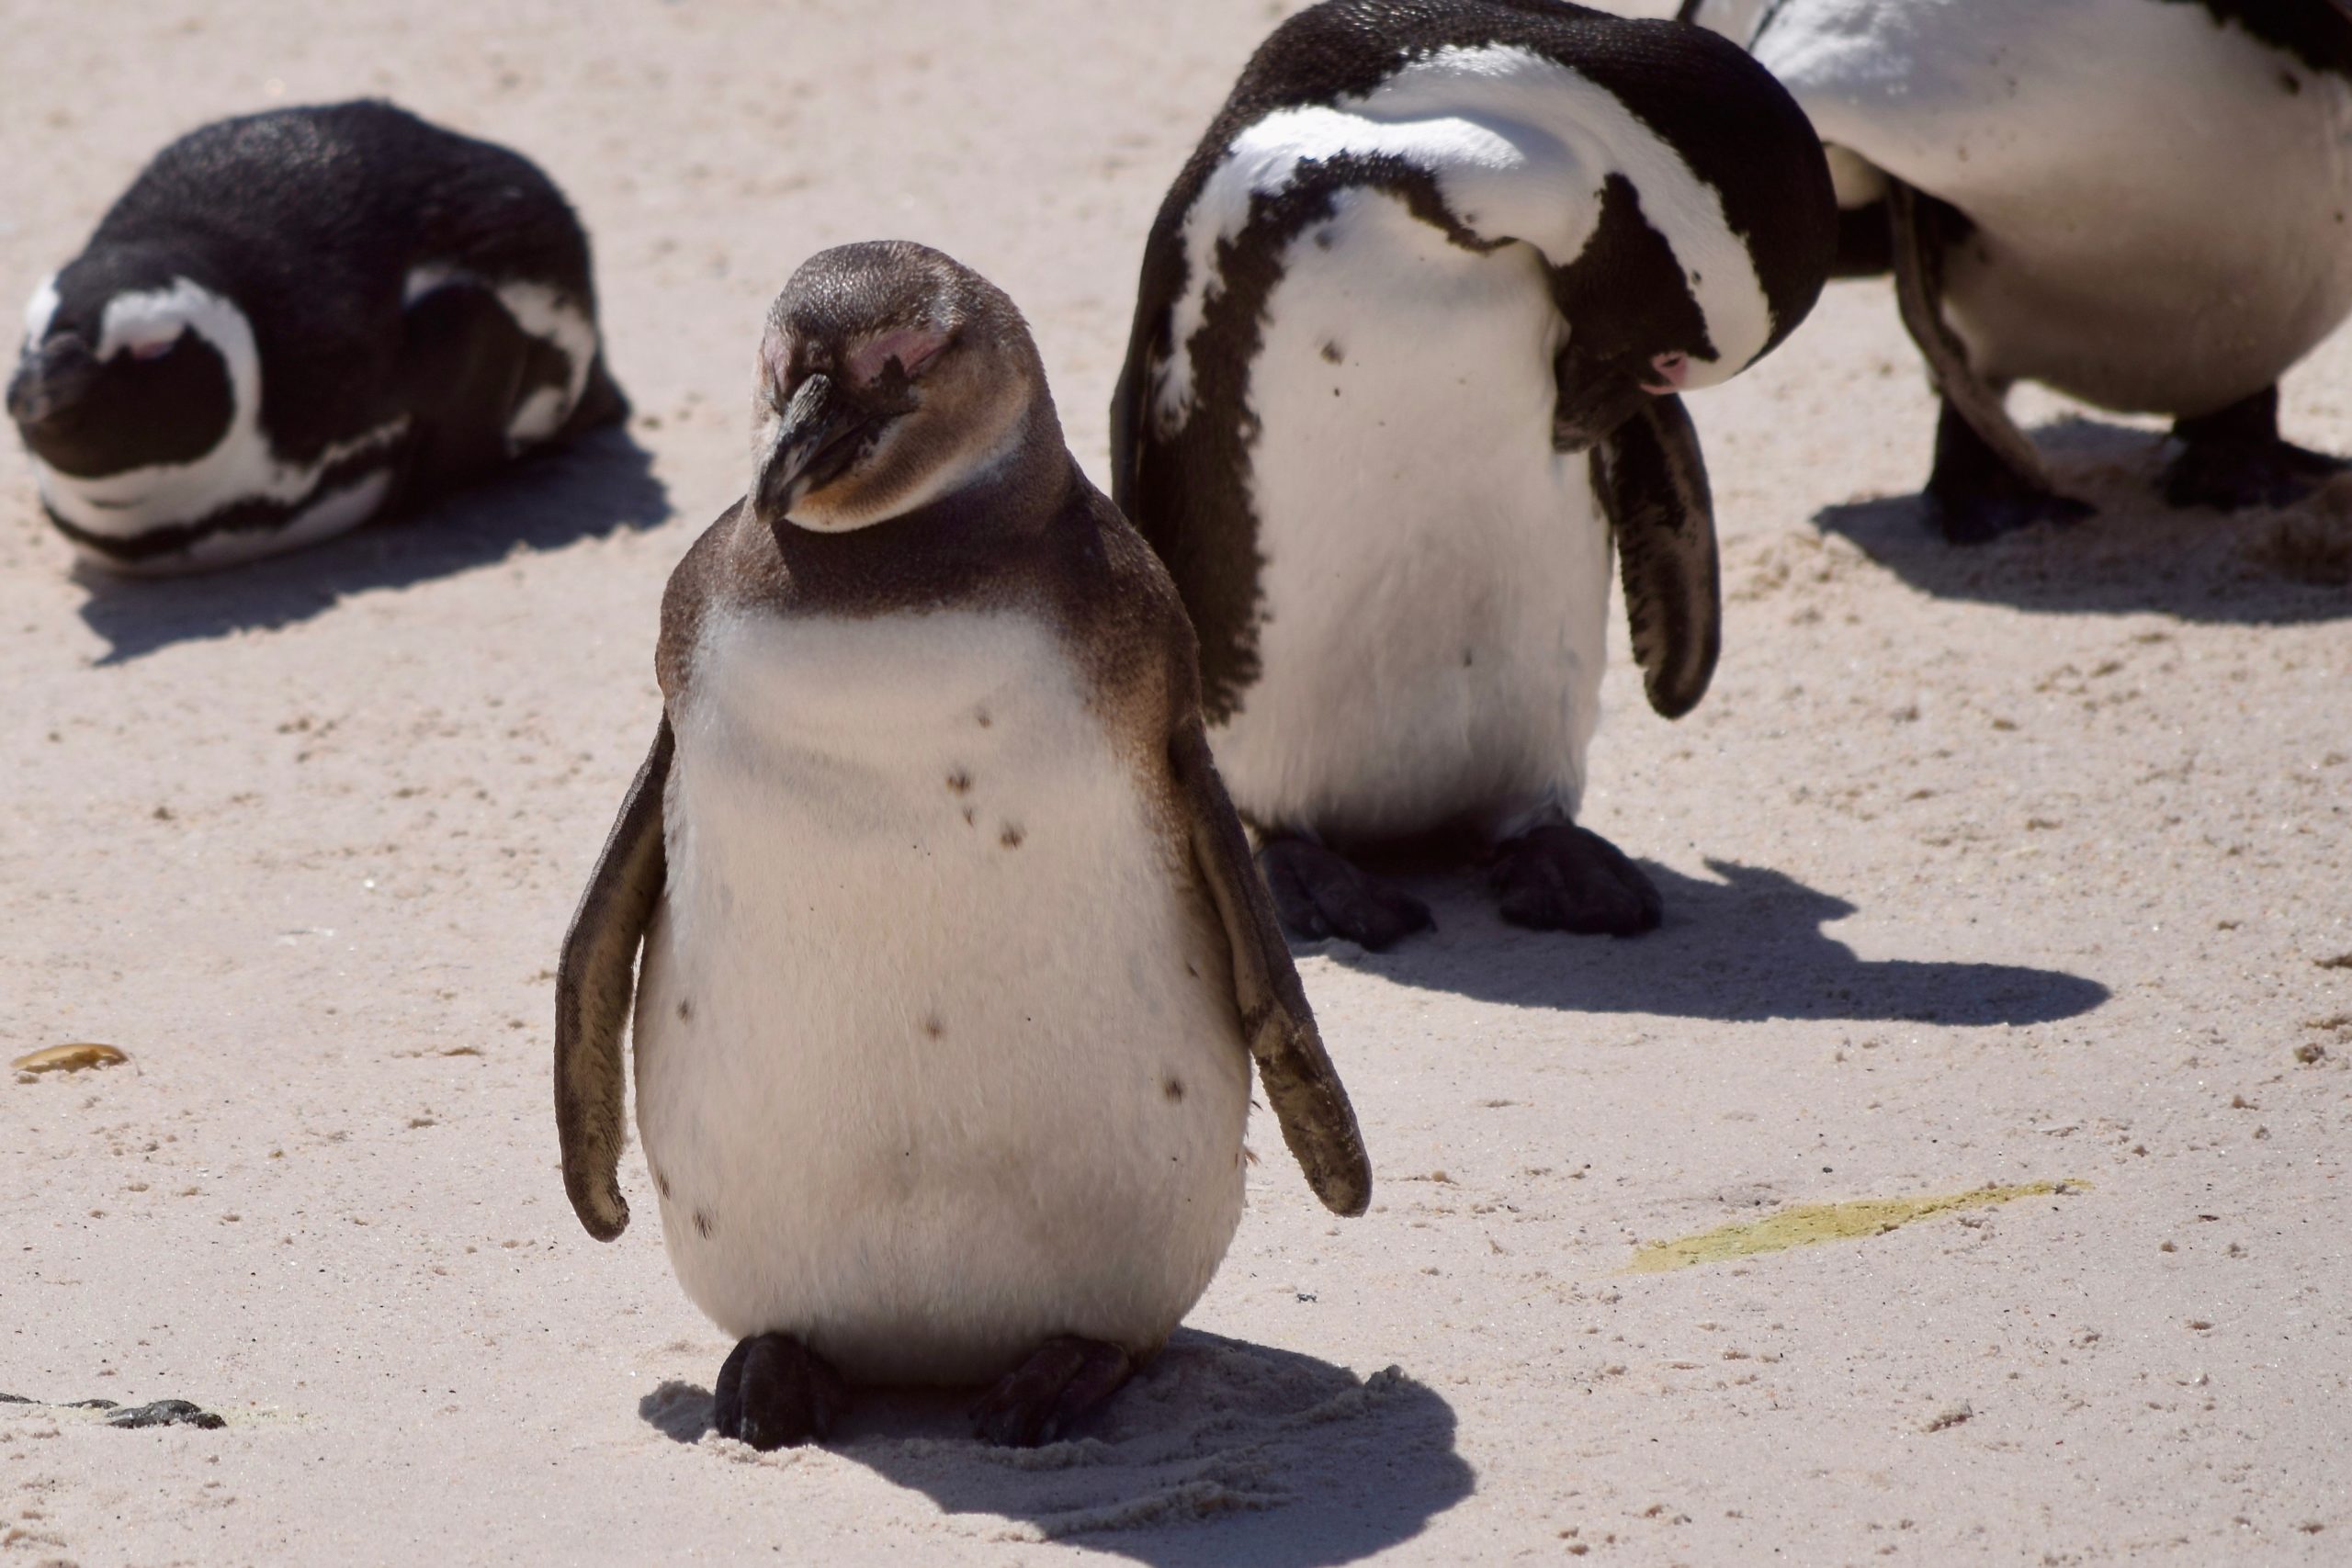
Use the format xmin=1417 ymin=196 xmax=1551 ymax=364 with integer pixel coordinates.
xmin=1596 ymin=391 xmax=1719 ymax=720
xmin=554 ymin=716 xmax=673 ymax=1242
xmin=1886 ymin=178 xmax=2060 ymax=499
xmin=1170 ymin=719 xmax=1372 ymax=1217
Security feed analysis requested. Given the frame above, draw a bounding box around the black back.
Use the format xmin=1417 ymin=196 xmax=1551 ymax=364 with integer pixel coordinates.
xmin=1111 ymin=0 xmax=1834 ymax=719
xmin=40 ymin=100 xmax=598 ymax=467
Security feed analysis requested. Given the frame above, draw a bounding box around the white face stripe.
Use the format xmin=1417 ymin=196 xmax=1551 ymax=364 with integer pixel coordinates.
xmin=22 ymin=274 xmax=60 ymax=347
xmin=29 ymin=276 xmax=409 ymax=561
xmin=95 ymin=276 xmax=222 ymax=361
xmin=1156 ymin=43 xmax=1775 ymax=430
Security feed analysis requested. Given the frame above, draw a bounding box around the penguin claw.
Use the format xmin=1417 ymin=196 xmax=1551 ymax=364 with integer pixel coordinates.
xmin=971 ymin=1337 xmax=1133 ymax=1448
xmin=1258 ymin=837 xmax=1435 ymax=951
xmin=712 ymin=1333 xmax=847 ymax=1450
xmin=2162 ymin=438 xmax=2348 ymax=513
xmin=1491 ymin=825 xmax=1663 ymax=937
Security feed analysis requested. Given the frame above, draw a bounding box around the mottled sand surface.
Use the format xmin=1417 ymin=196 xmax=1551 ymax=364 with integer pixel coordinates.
xmin=4 ymin=3 xmax=2347 ymax=1563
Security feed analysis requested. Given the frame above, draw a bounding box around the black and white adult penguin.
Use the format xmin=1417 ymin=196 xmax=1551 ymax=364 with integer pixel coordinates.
xmin=1110 ymin=0 xmax=1837 ymax=950
xmin=1680 ymin=0 xmax=2352 ymax=541
xmin=554 ymin=243 xmax=1371 ymax=1450
xmin=6 ymin=100 xmax=625 ymax=574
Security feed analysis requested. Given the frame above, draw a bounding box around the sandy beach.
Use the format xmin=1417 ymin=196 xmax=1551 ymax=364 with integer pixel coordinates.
xmin=4 ymin=1 xmax=2347 ymax=1562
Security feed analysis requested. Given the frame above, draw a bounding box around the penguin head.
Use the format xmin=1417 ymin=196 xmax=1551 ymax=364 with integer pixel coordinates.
xmin=1544 ymin=32 xmax=1838 ymax=452
xmin=6 ymin=252 xmax=243 ymax=479
xmin=749 ymin=241 xmax=1057 ymax=534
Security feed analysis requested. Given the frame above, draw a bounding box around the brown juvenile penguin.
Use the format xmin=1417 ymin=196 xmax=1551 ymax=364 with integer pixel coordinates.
xmin=553 ymin=241 xmax=1371 ymax=1450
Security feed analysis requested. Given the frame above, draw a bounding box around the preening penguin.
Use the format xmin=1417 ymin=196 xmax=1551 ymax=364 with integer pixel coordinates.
xmin=6 ymin=100 xmax=625 ymax=574
xmin=554 ymin=242 xmax=1370 ymax=1450
xmin=1112 ymin=0 xmax=1836 ymax=949
xmin=1682 ymin=0 xmax=2352 ymax=541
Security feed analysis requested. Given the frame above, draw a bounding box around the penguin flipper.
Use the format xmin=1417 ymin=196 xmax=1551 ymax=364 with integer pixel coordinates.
xmin=1169 ymin=719 xmax=1372 ymax=1217
xmin=1595 ymin=392 xmax=1720 ymax=720
xmin=553 ymin=716 xmax=673 ymax=1242
xmin=1886 ymin=178 xmax=2056 ymax=495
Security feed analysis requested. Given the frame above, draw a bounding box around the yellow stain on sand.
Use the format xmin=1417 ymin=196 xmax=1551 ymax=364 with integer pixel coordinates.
xmin=1627 ymin=1181 xmax=2089 ymax=1274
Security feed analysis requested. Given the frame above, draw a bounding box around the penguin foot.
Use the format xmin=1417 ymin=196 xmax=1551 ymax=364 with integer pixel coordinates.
xmin=1258 ymin=837 xmax=1435 ymax=951
xmin=713 ymin=1333 xmax=847 ymax=1450
xmin=971 ymin=1337 xmax=1133 ymax=1448
xmin=1491 ymin=825 xmax=1663 ymax=936
xmin=2162 ymin=437 xmax=2347 ymax=512
xmin=1921 ymin=398 xmax=2093 ymax=546
xmin=2163 ymin=385 xmax=2346 ymax=511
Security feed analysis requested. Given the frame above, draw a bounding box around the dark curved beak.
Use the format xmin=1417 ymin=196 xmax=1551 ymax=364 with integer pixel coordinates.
xmin=6 ymin=334 xmax=100 ymax=431
xmin=1550 ymin=344 xmax=1653 ymax=455
xmin=752 ymin=372 xmax=867 ymax=526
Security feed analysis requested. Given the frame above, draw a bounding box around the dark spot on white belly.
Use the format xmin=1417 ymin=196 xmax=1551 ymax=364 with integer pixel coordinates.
xmin=693 ymin=1208 xmax=714 ymax=1239
xmin=653 ymin=1168 xmax=671 ymax=1199
xmin=923 ymin=1015 xmax=944 ymax=1039
xmin=1163 ymin=1076 xmax=1184 ymax=1103
xmin=676 ymin=998 xmax=692 ymax=1021
xmin=999 ymin=824 xmax=1024 ymax=849
xmin=975 ymin=709 xmax=991 ymax=728
xmin=946 ymin=769 xmax=972 ymax=794
xmin=962 ymin=807 xmax=977 ymax=826
xmin=1320 ymin=341 xmax=1343 ymax=364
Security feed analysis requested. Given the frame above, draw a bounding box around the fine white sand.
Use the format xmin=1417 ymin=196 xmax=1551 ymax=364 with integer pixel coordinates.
xmin=4 ymin=3 xmax=2347 ymax=1562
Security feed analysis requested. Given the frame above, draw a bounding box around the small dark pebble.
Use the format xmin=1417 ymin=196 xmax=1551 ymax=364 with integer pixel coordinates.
xmin=106 ymin=1399 xmax=224 ymax=1430
xmin=0 ymin=1393 xmax=33 ymax=1404
xmin=66 ymin=1398 xmax=119 ymax=1409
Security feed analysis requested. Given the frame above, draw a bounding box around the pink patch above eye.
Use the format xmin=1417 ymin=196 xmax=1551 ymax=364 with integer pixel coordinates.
xmin=848 ymin=325 xmax=947 ymax=387
xmin=126 ymin=335 xmax=178 ymax=362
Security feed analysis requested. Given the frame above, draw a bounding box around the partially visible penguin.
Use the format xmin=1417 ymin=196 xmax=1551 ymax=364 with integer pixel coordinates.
xmin=555 ymin=243 xmax=1371 ymax=1450
xmin=6 ymin=100 xmax=625 ymax=574
xmin=1681 ymin=0 xmax=2352 ymax=541
xmin=1111 ymin=0 xmax=1837 ymax=950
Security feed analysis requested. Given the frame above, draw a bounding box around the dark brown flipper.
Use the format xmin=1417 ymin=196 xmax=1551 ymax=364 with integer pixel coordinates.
xmin=554 ymin=716 xmax=673 ymax=1241
xmin=1595 ymin=391 xmax=1718 ymax=720
xmin=1169 ymin=720 xmax=1371 ymax=1217
xmin=1887 ymin=178 xmax=2056 ymax=495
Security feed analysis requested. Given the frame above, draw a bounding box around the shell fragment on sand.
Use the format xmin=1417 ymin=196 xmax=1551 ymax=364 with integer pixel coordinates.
xmin=11 ymin=1043 xmax=129 ymax=1075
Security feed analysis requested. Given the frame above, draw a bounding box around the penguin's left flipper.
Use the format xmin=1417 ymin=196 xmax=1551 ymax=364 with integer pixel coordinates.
xmin=1596 ymin=391 xmax=1719 ymax=720
xmin=1170 ymin=719 xmax=1372 ymax=1217
xmin=553 ymin=716 xmax=673 ymax=1242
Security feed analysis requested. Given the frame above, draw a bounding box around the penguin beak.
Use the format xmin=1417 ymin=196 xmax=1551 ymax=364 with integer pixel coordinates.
xmin=5 ymin=334 xmax=101 ymax=431
xmin=753 ymin=372 xmax=868 ymax=525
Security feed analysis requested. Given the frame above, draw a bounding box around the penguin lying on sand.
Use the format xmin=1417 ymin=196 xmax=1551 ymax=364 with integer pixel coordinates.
xmin=6 ymin=100 xmax=624 ymax=575
xmin=1112 ymin=0 xmax=1836 ymax=950
xmin=555 ymin=242 xmax=1371 ymax=1450
xmin=1682 ymin=0 xmax=2352 ymax=542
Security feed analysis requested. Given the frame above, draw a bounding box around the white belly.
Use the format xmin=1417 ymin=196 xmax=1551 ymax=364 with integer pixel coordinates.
xmin=632 ymin=606 xmax=1250 ymax=1385
xmin=1758 ymin=0 xmax=2352 ymax=412
xmin=1216 ymin=189 xmax=1612 ymax=845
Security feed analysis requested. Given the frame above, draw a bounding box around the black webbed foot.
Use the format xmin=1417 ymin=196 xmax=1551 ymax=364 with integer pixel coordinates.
xmin=1491 ymin=825 xmax=1663 ymax=936
xmin=1923 ymin=399 xmax=2093 ymax=546
xmin=2163 ymin=386 xmax=2346 ymax=510
xmin=713 ymin=1332 xmax=847 ymax=1450
xmin=971 ymin=1336 xmax=1133 ymax=1448
xmin=1258 ymin=835 xmax=1434 ymax=951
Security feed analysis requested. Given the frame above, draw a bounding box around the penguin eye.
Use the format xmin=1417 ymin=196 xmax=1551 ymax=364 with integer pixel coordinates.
xmin=124 ymin=331 xmax=182 ymax=363
xmin=847 ymin=325 xmax=950 ymax=389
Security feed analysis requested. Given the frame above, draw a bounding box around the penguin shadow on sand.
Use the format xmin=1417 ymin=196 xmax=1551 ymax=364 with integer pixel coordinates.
xmin=69 ymin=425 xmax=667 ymax=664
xmin=1323 ymin=857 xmax=2108 ymax=1027
xmin=1815 ymin=415 xmax=2352 ymax=624
xmin=637 ymin=1330 xmax=1473 ymax=1566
